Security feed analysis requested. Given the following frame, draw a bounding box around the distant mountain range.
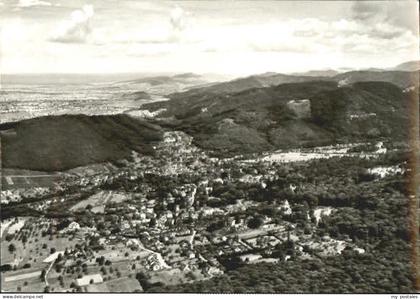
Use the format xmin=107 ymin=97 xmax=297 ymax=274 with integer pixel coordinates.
xmin=333 ymin=70 xmax=419 ymax=89
xmin=167 ymin=69 xmax=418 ymax=99
xmin=167 ymin=73 xmax=331 ymax=99
xmin=392 ymin=60 xmax=420 ymax=72
xmin=1 ymin=61 xmax=418 ymax=170
xmin=291 ymin=70 xmax=339 ymax=77
xmin=0 ymin=72 xmax=228 ymax=86
xmin=290 ymin=60 xmax=420 ymax=76
xmin=1 ymin=73 xmax=170 ymax=85
xmin=117 ymin=73 xmax=204 ymax=86
xmin=112 ymin=73 xmax=220 ymax=96
xmin=106 ymin=62 xmax=419 ymax=100
xmin=112 ymin=60 xmax=419 ymax=101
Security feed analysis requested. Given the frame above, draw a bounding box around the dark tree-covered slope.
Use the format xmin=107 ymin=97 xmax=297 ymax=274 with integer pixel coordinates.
xmin=0 ymin=114 xmax=163 ymax=171
xmin=145 ymin=80 xmax=414 ymax=156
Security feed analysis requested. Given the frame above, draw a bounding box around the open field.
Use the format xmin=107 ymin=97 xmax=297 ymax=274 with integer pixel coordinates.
xmin=66 ymin=163 xmax=117 ymax=177
xmin=82 ymin=277 xmax=143 ymax=292
xmin=1 ymin=218 xmax=82 ymax=266
xmin=105 ymin=277 xmax=143 ymax=292
xmin=1 ymin=220 xmax=13 ymax=238
xmin=45 ymin=258 xmax=147 ymax=291
xmin=1 ymin=168 xmax=63 ymax=190
xmin=240 ymin=143 xmax=387 ymax=164
xmin=92 ymin=244 xmax=151 ymax=263
xmin=1 ymin=163 xmax=117 ymax=191
xmin=1 ymin=274 xmax=45 ymax=293
xmin=148 ymin=267 xmax=207 ymax=286
xmin=4 ymin=270 xmax=42 ymax=282
xmin=7 ymin=219 xmax=26 ymax=235
xmin=235 ymin=229 xmax=268 ymax=240
xmin=148 ymin=268 xmax=187 ymax=286
xmin=70 ymin=191 xmax=130 ymax=213
xmin=1 ymin=234 xmax=79 ymax=266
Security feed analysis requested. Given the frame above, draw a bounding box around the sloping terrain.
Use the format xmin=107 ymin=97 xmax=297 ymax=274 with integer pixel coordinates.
xmin=121 ymin=91 xmax=152 ymax=101
xmin=333 ymin=71 xmax=419 ymax=89
xmin=291 ymin=70 xmax=339 ymax=77
xmin=146 ymin=80 xmax=414 ymax=156
xmin=167 ymin=70 xmax=418 ymax=100
xmin=392 ymin=60 xmax=420 ymax=72
xmin=0 ymin=114 xmax=163 ymax=171
xmin=113 ymin=73 xmax=212 ymax=96
xmin=117 ymin=73 xmax=205 ymax=86
xmin=169 ymin=73 xmax=331 ymax=99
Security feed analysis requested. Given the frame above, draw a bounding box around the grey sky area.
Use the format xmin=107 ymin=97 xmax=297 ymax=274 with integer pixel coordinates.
xmin=1 ymin=0 xmax=418 ymax=74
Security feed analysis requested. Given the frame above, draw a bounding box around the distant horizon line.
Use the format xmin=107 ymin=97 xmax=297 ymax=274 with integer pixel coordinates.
xmin=1 ymin=59 xmax=418 ymax=77
xmin=0 ymin=68 xmax=385 ymax=76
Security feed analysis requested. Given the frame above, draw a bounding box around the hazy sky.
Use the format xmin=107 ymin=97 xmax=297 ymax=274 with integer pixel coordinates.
xmin=1 ymin=0 xmax=419 ymax=75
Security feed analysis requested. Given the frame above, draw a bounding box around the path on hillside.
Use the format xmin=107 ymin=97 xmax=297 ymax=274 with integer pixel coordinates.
xmin=189 ymin=230 xmax=196 ymax=249
xmin=44 ymin=259 xmax=56 ymax=286
xmin=0 ymin=220 xmax=13 ymax=238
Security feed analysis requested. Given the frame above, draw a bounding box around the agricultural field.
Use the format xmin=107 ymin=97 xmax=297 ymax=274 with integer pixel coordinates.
xmin=148 ymin=267 xmax=207 ymax=287
xmin=85 ymin=277 xmax=142 ymax=292
xmin=1 ymin=217 xmax=83 ymax=291
xmin=1 ymin=218 xmax=154 ymax=292
xmin=66 ymin=163 xmax=117 ymax=177
xmin=70 ymin=191 xmax=131 ymax=213
xmin=1 ymin=169 xmax=64 ymax=190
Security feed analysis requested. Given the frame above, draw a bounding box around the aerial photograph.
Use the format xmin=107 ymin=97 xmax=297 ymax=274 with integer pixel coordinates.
xmin=0 ymin=0 xmax=419 ymax=294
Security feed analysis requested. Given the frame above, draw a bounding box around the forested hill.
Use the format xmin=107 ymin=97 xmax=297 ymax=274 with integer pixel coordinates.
xmin=0 ymin=114 xmax=163 ymax=171
xmin=145 ymin=80 xmax=416 ymax=157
